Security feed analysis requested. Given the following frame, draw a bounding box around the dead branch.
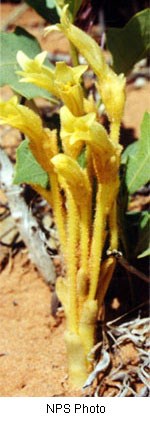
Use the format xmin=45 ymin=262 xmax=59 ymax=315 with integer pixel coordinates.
xmin=0 ymin=148 xmax=56 ymax=287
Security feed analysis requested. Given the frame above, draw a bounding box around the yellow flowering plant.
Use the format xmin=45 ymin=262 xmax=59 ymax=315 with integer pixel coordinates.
xmin=0 ymin=4 xmax=149 ymax=388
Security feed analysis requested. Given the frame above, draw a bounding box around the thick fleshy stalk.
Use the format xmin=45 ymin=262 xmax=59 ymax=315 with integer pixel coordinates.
xmin=88 ymin=183 xmax=114 ymax=301
xmin=50 ymin=174 xmax=66 ymax=254
xmin=66 ymin=190 xmax=79 ymax=333
xmin=96 ymin=257 xmax=116 ymax=309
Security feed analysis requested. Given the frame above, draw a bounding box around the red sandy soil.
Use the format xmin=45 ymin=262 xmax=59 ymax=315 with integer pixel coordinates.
xmin=0 ymin=252 xmax=81 ymax=397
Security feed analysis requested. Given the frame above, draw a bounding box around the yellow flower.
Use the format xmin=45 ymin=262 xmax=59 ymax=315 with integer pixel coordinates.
xmin=17 ymin=51 xmax=87 ymax=115
xmin=0 ymin=96 xmax=67 ymax=251
xmin=17 ymin=51 xmax=58 ymax=97
xmin=51 ymin=153 xmax=91 ymax=205
xmin=83 ymin=94 xmax=98 ymax=115
xmin=60 ymin=105 xmax=96 ymax=157
xmin=0 ymin=96 xmax=57 ymax=173
xmin=47 ymin=6 xmax=126 ymax=132
xmin=59 ymin=105 xmax=121 ymax=182
xmin=78 ymin=121 xmax=122 ymax=183
xmin=55 ymin=61 xmax=87 ymax=115
xmin=0 ymin=96 xmax=42 ymax=141
xmin=96 ymin=71 xmax=125 ymax=127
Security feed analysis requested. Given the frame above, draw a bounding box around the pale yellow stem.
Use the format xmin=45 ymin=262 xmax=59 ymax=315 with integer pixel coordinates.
xmin=77 ymin=269 xmax=88 ymax=316
xmin=64 ymin=331 xmax=88 ymax=387
xmin=79 ymin=148 xmax=93 ymax=274
xmin=69 ymin=41 xmax=79 ymax=67
xmin=86 ymin=146 xmax=94 ymax=183
xmin=88 ymin=182 xmax=116 ymax=301
xmin=110 ymin=121 xmax=120 ymax=144
xmin=80 ymin=205 xmax=91 ymax=274
xmin=77 ymin=204 xmax=91 ymax=319
xmin=109 ymin=199 xmax=118 ymax=251
xmin=50 ymin=174 xmax=66 ymax=254
xmin=88 ymin=184 xmax=107 ymax=301
xmin=66 ymin=190 xmax=79 ymax=333
xmin=79 ymin=299 xmax=98 ymax=356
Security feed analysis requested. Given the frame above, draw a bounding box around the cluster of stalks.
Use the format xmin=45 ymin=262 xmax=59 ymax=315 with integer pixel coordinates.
xmin=0 ymin=5 xmax=126 ymax=386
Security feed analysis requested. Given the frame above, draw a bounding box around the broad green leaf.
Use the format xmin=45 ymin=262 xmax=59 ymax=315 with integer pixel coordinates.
xmin=14 ymin=139 xmax=49 ymax=189
xmin=138 ymin=248 xmax=150 ymax=258
xmin=121 ymin=141 xmax=138 ymax=165
xmin=0 ymin=27 xmax=52 ymax=100
xmin=107 ymin=9 xmax=150 ymax=75
xmin=118 ymin=164 xmax=150 ymax=262
xmin=26 ymin=0 xmax=60 ymax=23
xmin=123 ymin=112 xmax=150 ymax=194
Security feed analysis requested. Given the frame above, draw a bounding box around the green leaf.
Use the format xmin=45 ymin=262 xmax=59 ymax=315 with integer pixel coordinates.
xmin=77 ymin=146 xmax=86 ymax=168
xmin=138 ymin=248 xmax=150 ymax=258
xmin=122 ymin=112 xmax=150 ymax=194
xmin=134 ymin=211 xmax=150 ymax=258
xmin=14 ymin=139 xmax=49 ymax=189
xmin=46 ymin=0 xmax=57 ymax=7
xmin=0 ymin=27 xmax=52 ymax=100
xmin=121 ymin=141 xmax=138 ymax=165
xmin=123 ymin=210 xmax=150 ymax=260
xmin=107 ymin=9 xmax=150 ymax=75
xmin=26 ymin=0 xmax=60 ymax=23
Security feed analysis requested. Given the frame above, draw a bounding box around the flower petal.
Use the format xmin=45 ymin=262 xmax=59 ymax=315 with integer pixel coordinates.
xmin=59 ymin=5 xmax=106 ymax=77
xmin=16 ymin=51 xmax=58 ymax=96
xmin=51 ymin=154 xmax=91 ymax=203
xmin=60 ymin=106 xmax=96 ymax=156
xmin=59 ymin=6 xmax=126 ymax=126
xmin=55 ymin=62 xmax=87 ymax=85
xmin=0 ymin=96 xmax=57 ymax=173
xmin=17 ymin=51 xmax=87 ymax=115
xmin=70 ymin=118 xmax=122 ymax=182
xmin=17 ymin=50 xmax=47 ymax=70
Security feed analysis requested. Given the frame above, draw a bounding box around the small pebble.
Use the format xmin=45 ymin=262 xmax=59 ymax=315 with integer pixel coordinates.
xmin=134 ymin=77 xmax=146 ymax=89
